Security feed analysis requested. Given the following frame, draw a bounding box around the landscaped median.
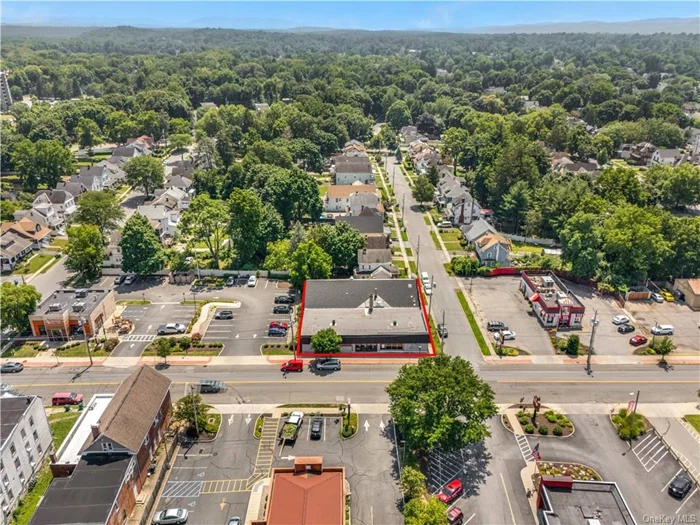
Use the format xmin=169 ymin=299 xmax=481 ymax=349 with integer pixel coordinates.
xmin=142 ymin=336 xmax=223 ymax=358
xmin=260 ymin=343 xmax=294 ymax=356
xmin=184 ymin=299 xmax=240 ymax=334
xmin=456 ymin=290 xmax=491 ymax=356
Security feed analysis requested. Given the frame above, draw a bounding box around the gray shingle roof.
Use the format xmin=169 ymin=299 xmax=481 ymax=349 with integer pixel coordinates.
xmin=358 ymin=248 xmax=391 ymax=264
xmin=335 ymin=214 xmax=384 ymax=234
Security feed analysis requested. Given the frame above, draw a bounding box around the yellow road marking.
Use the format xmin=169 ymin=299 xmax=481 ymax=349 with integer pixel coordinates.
xmin=500 ymin=473 xmax=517 ymax=525
xmin=497 ymin=380 xmax=698 ymax=384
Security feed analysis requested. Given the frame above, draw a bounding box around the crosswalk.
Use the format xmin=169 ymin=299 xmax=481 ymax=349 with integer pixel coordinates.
xmin=121 ymin=334 xmax=156 ymax=342
xmin=201 ymin=478 xmax=248 ymax=494
xmin=249 ymin=417 xmax=280 ymax=488
xmin=515 ymin=434 xmax=535 ymax=462
xmin=162 ymin=480 xmax=202 ymax=498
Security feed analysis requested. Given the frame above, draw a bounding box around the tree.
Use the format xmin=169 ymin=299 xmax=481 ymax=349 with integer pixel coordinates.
xmin=593 ymin=133 xmax=614 ymax=165
xmin=652 ymin=336 xmax=675 ymax=364
xmin=0 ymin=282 xmax=41 ymax=333
xmin=612 ymin=408 xmax=646 ymax=440
xmin=263 ymin=239 xmax=291 ymax=271
xmin=596 ymin=167 xmax=647 ymax=205
xmin=72 ymin=191 xmax=124 ymax=238
xmin=499 ymin=181 xmax=530 ymax=235
xmin=228 ymin=188 xmax=264 ymax=264
xmin=11 ymin=139 xmax=75 ymax=191
xmin=427 ymin=165 xmax=440 ymax=186
xmin=120 ymin=213 xmax=166 ymax=275
xmin=65 ymin=225 xmax=104 ymax=280
xmin=645 ymin=164 xmax=700 ymax=209
xmin=154 ymin=338 xmax=172 ymax=364
xmin=386 ymin=355 xmax=497 ymax=453
xmin=77 ymin=117 xmax=101 ymax=152
xmin=442 ymin=127 xmax=469 ymax=174
xmin=289 ymin=240 xmax=332 ymax=288
xmin=172 ymin=392 xmax=210 ymax=435
xmin=124 ymin=155 xmax=164 ymax=199
xmin=399 ymin=466 xmax=427 ymax=501
xmin=560 ymin=212 xmax=602 ymax=279
xmin=322 ymin=222 xmax=366 ymax=270
xmin=105 ymin=111 xmax=138 ymax=144
xmin=170 ymin=133 xmax=192 ymax=158
xmin=412 ymin=175 xmax=435 ymax=206
xmin=403 ymin=497 xmax=448 ymax=525
xmin=566 ymin=334 xmax=580 ymax=356
xmin=386 ymin=100 xmax=412 ymax=130
xmin=310 ymin=327 xmax=342 ymax=354
xmin=180 ymin=195 xmax=228 ymax=268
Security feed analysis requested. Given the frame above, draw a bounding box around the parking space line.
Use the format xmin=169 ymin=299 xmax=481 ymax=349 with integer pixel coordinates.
xmin=465 ymin=513 xmax=476 ymax=524
xmin=676 ymin=488 xmax=699 ymax=514
xmin=633 ymin=433 xmax=655 ymax=452
xmin=662 ymin=469 xmax=684 ymax=492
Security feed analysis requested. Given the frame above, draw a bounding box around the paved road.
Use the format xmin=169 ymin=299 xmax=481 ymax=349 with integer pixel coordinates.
xmin=388 ymin=156 xmax=483 ymax=362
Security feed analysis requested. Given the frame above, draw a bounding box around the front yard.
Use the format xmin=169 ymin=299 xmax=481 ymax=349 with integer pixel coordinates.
xmin=12 ymin=254 xmax=55 ymax=275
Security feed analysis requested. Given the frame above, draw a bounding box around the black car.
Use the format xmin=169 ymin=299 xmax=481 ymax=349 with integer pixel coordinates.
xmin=274 ymin=295 xmax=295 ymax=304
xmin=199 ymin=379 xmax=224 ymax=393
xmin=114 ymin=274 xmax=126 ymax=285
xmin=487 ymin=321 xmax=508 ymax=332
xmin=669 ymin=474 xmax=693 ymax=499
xmin=617 ymin=323 xmax=635 ymax=334
xmin=438 ymin=324 xmax=448 ymax=338
xmin=273 ymin=305 xmax=292 ymax=314
xmin=310 ymin=418 xmax=323 ymax=440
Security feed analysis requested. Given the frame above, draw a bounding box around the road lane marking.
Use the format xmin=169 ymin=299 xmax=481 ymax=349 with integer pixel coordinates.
xmin=11 ymin=379 xmax=392 ymax=387
xmin=498 ymin=380 xmax=699 ymax=384
xmin=465 ymin=513 xmax=476 ymax=524
xmin=662 ymin=469 xmax=684 ymax=492
xmin=500 ymin=473 xmax=517 ymax=525
xmin=676 ymin=488 xmax=698 ymax=514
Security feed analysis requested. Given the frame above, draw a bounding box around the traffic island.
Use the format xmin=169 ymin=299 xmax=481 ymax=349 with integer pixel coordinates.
xmin=609 ymin=407 xmax=652 ymax=440
xmin=502 ymin=404 xmax=575 ymax=438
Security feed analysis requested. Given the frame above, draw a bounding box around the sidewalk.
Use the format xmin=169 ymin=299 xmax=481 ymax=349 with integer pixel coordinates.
xmin=649 ymin=416 xmax=700 ymax=475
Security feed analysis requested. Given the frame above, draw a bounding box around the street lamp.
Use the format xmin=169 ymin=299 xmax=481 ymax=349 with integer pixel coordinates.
xmin=652 ymin=319 xmax=658 ymax=346
xmin=586 ymin=310 xmax=599 ymax=375
xmin=79 ymin=317 xmax=94 ymax=366
xmin=630 ymin=391 xmax=640 ymax=416
xmin=190 ymin=384 xmax=200 ymax=437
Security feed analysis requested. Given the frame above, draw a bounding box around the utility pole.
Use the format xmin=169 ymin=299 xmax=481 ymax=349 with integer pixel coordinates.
xmin=402 ymin=194 xmax=405 ymax=218
xmin=441 ymin=309 xmax=446 ymax=343
xmin=586 ymin=310 xmax=599 ymax=375
xmin=190 ymin=385 xmax=200 ymax=437
xmin=631 ymin=390 xmax=640 ymax=416
xmin=80 ymin=318 xmax=93 ymax=366
xmin=416 ymin=235 xmax=420 ymax=271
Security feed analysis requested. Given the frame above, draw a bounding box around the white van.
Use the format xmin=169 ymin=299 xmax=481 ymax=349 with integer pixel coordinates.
xmin=421 ymin=272 xmax=430 ymax=285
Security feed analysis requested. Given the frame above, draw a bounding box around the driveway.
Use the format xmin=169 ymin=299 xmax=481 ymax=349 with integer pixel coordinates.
xmin=112 ymin=302 xmax=193 ymax=357
xmin=469 ymin=276 xmax=553 ymax=355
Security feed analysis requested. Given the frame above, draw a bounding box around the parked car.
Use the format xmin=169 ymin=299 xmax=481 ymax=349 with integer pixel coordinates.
xmin=424 ymin=283 xmax=432 ymax=296
xmin=124 ymin=274 xmax=137 ymax=285
xmin=437 ymin=324 xmax=448 ymax=338
xmin=51 ymin=392 xmax=84 ymax=406
xmin=158 ymin=323 xmax=186 ymax=335
xmin=0 ymin=362 xmax=24 ymax=374
xmin=273 ymin=305 xmax=292 ymax=314
xmin=199 ymin=380 xmax=224 ymax=393
xmin=226 ymin=276 xmax=235 ymax=287
xmin=152 ymin=508 xmax=188 ymax=525
xmin=281 ymin=359 xmax=303 ymax=372
xmin=660 ymin=289 xmax=675 ymax=302
xmin=437 ymin=221 xmax=453 ymax=228
xmin=312 ymin=358 xmax=341 ymax=371
xmin=274 ymin=295 xmax=295 ymax=304
xmin=668 ymin=474 xmax=693 ymax=499
xmin=114 ymin=274 xmax=126 ymax=285
xmin=494 ymin=330 xmax=516 ymax=341
xmin=630 ymin=335 xmax=648 ymax=346
xmin=487 ymin=321 xmax=508 ymax=332
xmin=215 ymin=310 xmax=234 ymax=320
xmin=437 ymin=479 xmax=463 ymax=504
xmin=651 ymin=292 xmax=664 ymax=303
xmin=651 ymin=325 xmax=674 ymax=335
xmin=310 ymin=418 xmax=323 ymax=440
xmin=268 ymin=327 xmax=287 ymax=337
xmin=269 ymin=321 xmax=290 ymax=330
xmin=612 ymin=315 xmax=630 ymax=325
xmin=447 ymin=507 xmax=464 ymax=525
xmin=617 ymin=324 xmax=635 ymax=334
xmin=247 ymin=275 xmax=257 ymax=287
xmin=227 ymin=518 xmax=241 ymax=525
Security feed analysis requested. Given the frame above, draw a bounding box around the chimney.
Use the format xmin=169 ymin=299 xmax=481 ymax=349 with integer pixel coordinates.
xmin=368 ymin=293 xmax=374 ymax=313
xmin=91 ymin=424 xmax=100 ymax=439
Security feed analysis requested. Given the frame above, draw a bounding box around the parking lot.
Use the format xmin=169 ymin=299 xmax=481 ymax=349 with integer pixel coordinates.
xmin=469 ymin=277 xmax=553 ymax=355
xmin=535 ymin=413 xmax=700 ymax=521
xmin=626 ymin=300 xmax=700 ymax=354
xmin=112 ymin=302 xmax=193 ymax=357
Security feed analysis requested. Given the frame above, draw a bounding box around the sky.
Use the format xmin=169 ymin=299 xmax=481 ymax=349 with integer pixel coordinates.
xmin=2 ymin=1 xmax=699 ymax=31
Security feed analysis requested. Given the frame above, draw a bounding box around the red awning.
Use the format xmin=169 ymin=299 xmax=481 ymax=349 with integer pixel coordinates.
xmin=529 ymin=293 xmax=540 ymax=302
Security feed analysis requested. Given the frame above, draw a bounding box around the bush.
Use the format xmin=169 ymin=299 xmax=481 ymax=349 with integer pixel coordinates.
xmin=559 ymin=417 xmax=572 ymax=428
xmin=191 ymin=333 xmax=201 ymax=343
xmin=553 ymin=426 xmax=563 ymax=436
xmin=178 ymin=336 xmax=191 ymax=350
xmin=539 ymin=425 xmax=549 ymax=435
xmin=566 ymin=334 xmax=580 ymax=355
xmin=519 ymin=417 xmax=529 ymax=426
xmin=516 ymin=410 xmax=528 ymax=418
xmin=103 ymin=338 xmax=119 ymax=352
xmin=524 ymin=424 xmax=535 ymax=434
xmin=612 ymin=408 xmax=646 ymax=440
xmin=546 ymin=414 xmax=559 ymax=423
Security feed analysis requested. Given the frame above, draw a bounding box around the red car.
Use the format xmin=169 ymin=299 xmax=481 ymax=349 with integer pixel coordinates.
xmin=448 ymin=507 xmax=464 ymax=525
xmin=437 ymin=479 xmax=463 ymax=504
xmin=269 ymin=321 xmax=290 ymax=330
xmin=280 ymin=359 xmax=303 ymax=372
xmin=630 ymin=335 xmax=648 ymax=346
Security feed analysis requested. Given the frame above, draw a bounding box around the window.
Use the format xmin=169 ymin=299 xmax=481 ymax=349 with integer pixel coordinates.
xmin=18 ymin=472 xmax=25 ymax=483
xmin=9 ymin=444 xmax=16 ymax=457
xmin=101 ymin=442 xmax=114 ymax=452
xmin=2 ymin=474 xmax=9 ymax=486
xmin=14 ymin=458 xmax=20 ymax=469
xmin=32 ymin=430 xmax=38 ymax=441
xmin=143 ymin=434 xmax=149 ymax=446
xmin=37 ymin=443 xmax=42 ymax=455
xmin=28 ymin=453 xmax=34 ymax=465
xmin=7 ymin=489 xmax=12 ymax=501
xmin=20 ymin=429 xmax=26 ymax=439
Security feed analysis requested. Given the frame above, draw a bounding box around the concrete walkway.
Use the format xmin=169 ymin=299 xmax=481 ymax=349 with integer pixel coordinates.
xmin=649 ymin=416 xmax=700 ymax=476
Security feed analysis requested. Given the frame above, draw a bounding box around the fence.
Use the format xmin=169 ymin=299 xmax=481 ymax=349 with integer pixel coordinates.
xmin=501 ymin=233 xmax=557 ymax=247
xmin=138 ymin=433 xmax=178 ymax=525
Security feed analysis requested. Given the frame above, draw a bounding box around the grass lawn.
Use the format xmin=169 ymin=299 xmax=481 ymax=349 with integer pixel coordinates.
xmin=116 ymin=299 xmax=151 ymax=305
xmin=443 ymin=263 xmax=455 ymax=276
xmin=261 ymin=344 xmax=294 ymax=355
xmin=400 ymin=230 xmax=408 ymax=242
xmin=439 ymin=229 xmax=462 ymax=242
xmin=685 ymin=415 xmax=700 ymax=433
xmin=50 ymin=238 xmax=68 ymax=248
xmin=40 ymin=257 xmax=61 ymax=274
xmin=11 ymin=412 xmax=81 ymax=525
xmin=205 ymin=412 xmax=222 ymax=435
xmin=444 ymin=242 xmax=464 ymax=251
xmin=3 ymin=343 xmax=42 ymax=358
xmin=430 ymin=231 xmax=442 ymax=249
xmin=456 ymin=290 xmax=491 ymax=356
xmin=393 ymin=259 xmax=406 ymax=269
xmin=12 ymin=254 xmax=54 ymax=275
xmin=423 ymin=215 xmax=431 ymax=225
xmin=404 ymin=247 xmax=413 ymax=257
xmin=55 ymin=343 xmax=111 ymax=358
xmin=512 ymin=242 xmax=544 ymax=255
xmin=319 ymin=184 xmax=329 ymax=197
xmin=409 ymin=260 xmax=417 ymax=275
xmin=429 ymin=315 xmax=443 ymax=354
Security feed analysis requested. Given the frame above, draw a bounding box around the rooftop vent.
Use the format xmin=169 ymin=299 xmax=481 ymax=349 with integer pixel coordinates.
xmin=72 ymin=302 xmax=85 ymax=312
xmin=48 ymin=303 xmax=61 ymax=312
xmin=75 ymin=289 xmax=88 ymax=298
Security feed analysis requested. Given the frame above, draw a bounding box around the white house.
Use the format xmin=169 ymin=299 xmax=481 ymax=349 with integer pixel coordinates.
xmin=152 ymin=187 xmax=191 ymax=210
xmin=356 ymin=248 xmax=394 ymax=276
xmin=103 ymin=230 xmax=123 ymax=268
xmin=461 ymin=218 xmax=512 ymax=266
xmin=72 ymin=166 xmax=109 ymax=191
xmin=32 ymin=190 xmax=77 ymax=222
xmin=651 ymin=149 xmax=683 ymax=166
xmin=0 ymin=395 xmax=53 ymax=518
xmin=332 ymin=157 xmax=374 ymax=185
xmin=324 ymin=183 xmax=380 ymax=213
xmin=137 ymin=205 xmax=180 ymax=240
xmin=14 ymin=205 xmax=64 ymax=234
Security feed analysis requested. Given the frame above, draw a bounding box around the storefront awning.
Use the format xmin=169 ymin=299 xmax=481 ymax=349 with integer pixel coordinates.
xmin=529 ymin=293 xmax=540 ymax=302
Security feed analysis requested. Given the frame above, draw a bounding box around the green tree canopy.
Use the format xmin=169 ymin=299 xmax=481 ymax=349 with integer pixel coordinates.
xmin=65 ymin=225 xmax=105 ymax=280
xmin=180 ymin=194 xmax=229 ymax=267
xmin=124 ymin=155 xmax=164 ymax=199
xmin=11 ymin=139 xmax=75 ymax=191
xmin=387 ymin=355 xmax=497 ymax=453
xmin=72 ymin=190 xmax=125 ymax=238
xmin=0 ymin=282 xmax=41 ymax=333
xmin=120 ymin=213 xmax=166 ymax=275
xmin=310 ymin=327 xmax=342 ymax=354
xmin=403 ymin=497 xmax=448 ymax=525
xmin=289 ymin=240 xmax=332 ymax=288
xmin=172 ymin=392 xmax=210 ymax=435
xmin=412 ymin=175 xmax=435 ymax=205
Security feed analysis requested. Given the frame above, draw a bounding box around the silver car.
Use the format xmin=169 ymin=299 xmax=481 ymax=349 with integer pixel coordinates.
xmin=153 ymin=508 xmax=188 ymax=525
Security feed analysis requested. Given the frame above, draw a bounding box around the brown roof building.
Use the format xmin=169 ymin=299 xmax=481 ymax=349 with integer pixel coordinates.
xmin=252 ymin=457 xmax=347 ymax=525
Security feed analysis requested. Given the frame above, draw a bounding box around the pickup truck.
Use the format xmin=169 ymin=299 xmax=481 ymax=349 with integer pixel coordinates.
xmin=279 ymin=411 xmax=304 ymax=443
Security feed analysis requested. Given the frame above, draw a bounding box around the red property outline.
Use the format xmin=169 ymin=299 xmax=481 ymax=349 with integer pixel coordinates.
xmin=294 ymin=278 xmax=436 ymax=359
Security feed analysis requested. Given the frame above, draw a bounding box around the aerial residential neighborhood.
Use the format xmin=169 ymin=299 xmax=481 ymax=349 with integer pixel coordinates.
xmin=0 ymin=3 xmax=699 ymax=525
